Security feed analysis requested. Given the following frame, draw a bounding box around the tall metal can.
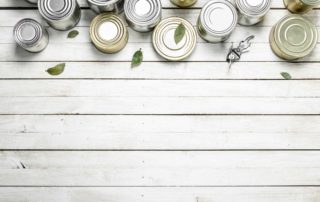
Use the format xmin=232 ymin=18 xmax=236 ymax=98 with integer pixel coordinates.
xmin=197 ymin=0 xmax=238 ymax=43
xmin=87 ymin=0 xmax=124 ymax=14
xmin=124 ymin=0 xmax=162 ymax=32
xmin=270 ymin=14 xmax=318 ymax=60
xmin=13 ymin=18 xmax=49 ymax=52
xmin=236 ymin=0 xmax=272 ymax=26
xmin=170 ymin=0 xmax=197 ymax=7
xmin=284 ymin=0 xmax=320 ymax=13
xmin=38 ymin=0 xmax=81 ymax=31
xmin=25 ymin=0 xmax=38 ymax=4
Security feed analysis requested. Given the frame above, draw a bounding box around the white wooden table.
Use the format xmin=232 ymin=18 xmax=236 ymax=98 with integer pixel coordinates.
xmin=1 ymin=0 xmax=320 ymax=201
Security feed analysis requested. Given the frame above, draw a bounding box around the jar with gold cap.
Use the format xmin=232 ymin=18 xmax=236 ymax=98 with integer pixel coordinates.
xmin=170 ymin=0 xmax=197 ymax=7
xmin=284 ymin=0 xmax=320 ymax=13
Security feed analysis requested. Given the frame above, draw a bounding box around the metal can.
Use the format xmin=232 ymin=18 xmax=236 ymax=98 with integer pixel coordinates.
xmin=270 ymin=14 xmax=318 ymax=60
xmin=25 ymin=0 xmax=38 ymax=4
xmin=124 ymin=0 xmax=162 ymax=32
xmin=284 ymin=0 xmax=320 ymax=13
xmin=90 ymin=13 xmax=128 ymax=54
xmin=87 ymin=0 xmax=124 ymax=14
xmin=152 ymin=17 xmax=197 ymax=61
xmin=170 ymin=0 xmax=197 ymax=7
xmin=38 ymin=0 xmax=81 ymax=31
xmin=236 ymin=0 xmax=272 ymax=26
xmin=197 ymin=0 xmax=238 ymax=43
xmin=13 ymin=18 xmax=49 ymax=53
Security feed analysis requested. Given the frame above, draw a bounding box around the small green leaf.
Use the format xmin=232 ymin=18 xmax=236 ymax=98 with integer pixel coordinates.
xmin=131 ymin=48 xmax=143 ymax=68
xmin=46 ymin=63 xmax=65 ymax=76
xmin=67 ymin=30 xmax=79 ymax=38
xmin=174 ymin=23 xmax=186 ymax=44
xmin=281 ymin=72 xmax=292 ymax=80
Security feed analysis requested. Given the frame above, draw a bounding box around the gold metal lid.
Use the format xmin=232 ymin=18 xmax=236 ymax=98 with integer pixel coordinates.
xmin=170 ymin=0 xmax=197 ymax=8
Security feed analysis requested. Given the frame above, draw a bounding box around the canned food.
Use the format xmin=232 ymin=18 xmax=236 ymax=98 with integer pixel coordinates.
xmin=152 ymin=17 xmax=197 ymax=61
xmin=270 ymin=14 xmax=318 ymax=60
xmin=38 ymin=0 xmax=81 ymax=31
xmin=170 ymin=0 xmax=197 ymax=7
xmin=87 ymin=0 xmax=124 ymax=14
xmin=124 ymin=0 xmax=162 ymax=32
xmin=13 ymin=18 xmax=49 ymax=53
xmin=25 ymin=0 xmax=38 ymax=4
xmin=236 ymin=0 xmax=271 ymax=26
xmin=198 ymin=0 xmax=238 ymax=43
xmin=90 ymin=13 xmax=128 ymax=54
xmin=284 ymin=0 xmax=320 ymax=13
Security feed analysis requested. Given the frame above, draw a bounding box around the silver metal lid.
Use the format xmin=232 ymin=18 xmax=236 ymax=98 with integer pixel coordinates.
xmin=38 ymin=0 xmax=76 ymax=20
xmin=13 ymin=18 xmax=43 ymax=47
xmin=236 ymin=0 xmax=271 ymax=17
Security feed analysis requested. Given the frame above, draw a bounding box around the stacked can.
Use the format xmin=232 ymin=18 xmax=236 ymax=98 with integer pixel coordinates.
xmin=236 ymin=0 xmax=272 ymax=25
xmin=170 ymin=0 xmax=197 ymax=7
xmin=284 ymin=0 xmax=320 ymax=13
xmin=87 ymin=0 xmax=124 ymax=14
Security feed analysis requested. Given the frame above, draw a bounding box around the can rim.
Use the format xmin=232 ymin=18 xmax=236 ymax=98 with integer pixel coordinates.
xmin=38 ymin=0 xmax=76 ymax=20
xmin=13 ymin=18 xmax=43 ymax=47
xmin=236 ymin=0 xmax=271 ymax=17
xmin=87 ymin=0 xmax=122 ymax=6
xmin=301 ymin=0 xmax=320 ymax=6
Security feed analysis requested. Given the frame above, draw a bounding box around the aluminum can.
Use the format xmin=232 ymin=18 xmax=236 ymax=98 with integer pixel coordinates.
xmin=197 ymin=0 xmax=238 ymax=43
xmin=124 ymin=0 xmax=162 ymax=32
xmin=152 ymin=17 xmax=197 ymax=61
xmin=270 ymin=14 xmax=318 ymax=60
xmin=170 ymin=0 xmax=197 ymax=7
xmin=90 ymin=13 xmax=128 ymax=54
xmin=236 ymin=0 xmax=272 ymax=26
xmin=87 ymin=0 xmax=124 ymax=14
xmin=38 ymin=0 xmax=81 ymax=31
xmin=25 ymin=0 xmax=38 ymax=4
xmin=284 ymin=0 xmax=320 ymax=13
xmin=13 ymin=18 xmax=49 ymax=53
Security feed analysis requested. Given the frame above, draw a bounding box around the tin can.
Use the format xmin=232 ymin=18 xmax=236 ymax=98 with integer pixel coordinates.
xmin=284 ymin=0 xmax=320 ymax=13
xmin=87 ymin=0 xmax=124 ymax=14
xmin=236 ymin=0 xmax=272 ymax=26
xmin=90 ymin=13 xmax=128 ymax=54
xmin=13 ymin=18 xmax=49 ymax=53
xmin=25 ymin=0 xmax=38 ymax=4
xmin=152 ymin=17 xmax=197 ymax=61
xmin=270 ymin=14 xmax=318 ymax=60
xmin=38 ymin=0 xmax=81 ymax=31
xmin=170 ymin=0 xmax=197 ymax=7
xmin=197 ymin=0 xmax=238 ymax=43
xmin=124 ymin=0 xmax=162 ymax=32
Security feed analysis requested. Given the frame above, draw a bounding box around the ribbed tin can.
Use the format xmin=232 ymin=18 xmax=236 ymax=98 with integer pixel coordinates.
xmin=25 ymin=0 xmax=38 ymax=4
xmin=197 ymin=0 xmax=238 ymax=43
xmin=170 ymin=0 xmax=197 ymax=7
xmin=236 ymin=0 xmax=272 ymax=25
xmin=270 ymin=14 xmax=318 ymax=60
xmin=13 ymin=18 xmax=49 ymax=53
xmin=38 ymin=0 xmax=81 ymax=31
xmin=87 ymin=0 xmax=124 ymax=14
xmin=90 ymin=13 xmax=128 ymax=54
xmin=284 ymin=0 xmax=320 ymax=13
xmin=124 ymin=0 xmax=162 ymax=32
xmin=152 ymin=17 xmax=197 ymax=61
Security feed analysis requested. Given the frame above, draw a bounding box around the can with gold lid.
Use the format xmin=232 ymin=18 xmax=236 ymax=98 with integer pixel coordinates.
xmin=170 ymin=0 xmax=197 ymax=7
xmin=284 ymin=0 xmax=320 ymax=13
xmin=236 ymin=0 xmax=272 ymax=26
xmin=90 ymin=13 xmax=128 ymax=54
xmin=87 ymin=0 xmax=124 ymax=14
xmin=152 ymin=17 xmax=197 ymax=61
xmin=270 ymin=14 xmax=318 ymax=60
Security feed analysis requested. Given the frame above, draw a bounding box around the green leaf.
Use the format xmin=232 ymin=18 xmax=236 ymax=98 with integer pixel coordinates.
xmin=281 ymin=72 xmax=292 ymax=80
xmin=131 ymin=48 xmax=143 ymax=68
xmin=46 ymin=63 xmax=65 ymax=76
xmin=174 ymin=23 xmax=186 ymax=44
xmin=67 ymin=30 xmax=79 ymax=38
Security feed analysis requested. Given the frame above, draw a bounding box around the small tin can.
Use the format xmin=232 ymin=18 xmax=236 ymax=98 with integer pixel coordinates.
xmin=25 ymin=0 xmax=38 ymax=4
xmin=270 ymin=14 xmax=318 ymax=60
xmin=152 ymin=17 xmax=197 ymax=61
xmin=38 ymin=0 xmax=81 ymax=31
xmin=197 ymin=0 xmax=238 ymax=43
xmin=124 ymin=0 xmax=162 ymax=32
xmin=90 ymin=13 xmax=128 ymax=54
xmin=236 ymin=0 xmax=272 ymax=26
xmin=284 ymin=0 xmax=320 ymax=13
xmin=170 ymin=0 xmax=197 ymax=7
xmin=13 ymin=18 xmax=49 ymax=53
xmin=87 ymin=0 xmax=124 ymax=14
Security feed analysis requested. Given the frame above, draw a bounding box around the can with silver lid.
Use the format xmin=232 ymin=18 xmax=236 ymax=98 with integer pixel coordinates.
xmin=90 ymin=13 xmax=128 ymax=54
xmin=38 ymin=0 xmax=81 ymax=31
xmin=270 ymin=14 xmax=318 ymax=60
xmin=152 ymin=17 xmax=197 ymax=61
xmin=13 ymin=18 xmax=49 ymax=53
xmin=170 ymin=0 xmax=197 ymax=7
xmin=87 ymin=0 xmax=124 ymax=14
xmin=25 ymin=0 xmax=38 ymax=4
xmin=236 ymin=0 xmax=272 ymax=26
xmin=284 ymin=0 xmax=320 ymax=13
xmin=197 ymin=0 xmax=238 ymax=43
xmin=124 ymin=0 xmax=162 ymax=32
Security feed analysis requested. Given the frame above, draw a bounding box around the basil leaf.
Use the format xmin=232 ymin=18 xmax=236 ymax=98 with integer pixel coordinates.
xmin=46 ymin=63 xmax=65 ymax=76
xmin=131 ymin=48 xmax=143 ymax=68
xmin=281 ymin=72 xmax=292 ymax=80
xmin=174 ymin=23 xmax=186 ymax=44
xmin=67 ymin=30 xmax=79 ymax=38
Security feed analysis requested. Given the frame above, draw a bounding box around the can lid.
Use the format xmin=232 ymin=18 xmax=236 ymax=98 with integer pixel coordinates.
xmin=38 ymin=0 xmax=75 ymax=20
xmin=152 ymin=17 xmax=197 ymax=61
xmin=87 ymin=0 xmax=121 ymax=6
xmin=274 ymin=14 xmax=318 ymax=58
xmin=236 ymin=0 xmax=271 ymax=17
xmin=301 ymin=0 xmax=320 ymax=6
xmin=200 ymin=0 xmax=238 ymax=36
xmin=13 ymin=18 xmax=43 ymax=46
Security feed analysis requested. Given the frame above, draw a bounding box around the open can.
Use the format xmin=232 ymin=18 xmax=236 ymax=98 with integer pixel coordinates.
xmin=198 ymin=0 xmax=238 ymax=43
xmin=236 ymin=0 xmax=272 ymax=26
xmin=284 ymin=0 xmax=320 ymax=13
xmin=90 ymin=13 xmax=128 ymax=54
xmin=170 ymin=0 xmax=197 ymax=7
xmin=87 ymin=0 xmax=124 ymax=14
xmin=270 ymin=14 xmax=318 ymax=60
xmin=38 ymin=0 xmax=81 ymax=31
xmin=124 ymin=0 xmax=162 ymax=32
xmin=13 ymin=18 xmax=49 ymax=52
